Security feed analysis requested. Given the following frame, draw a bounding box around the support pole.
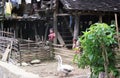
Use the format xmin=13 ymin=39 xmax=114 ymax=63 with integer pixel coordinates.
xmin=115 ymin=13 xmax=120 ymax=49
xmin=1 ymin=21 xmax=3 ymax=36
xmin=72 ymin=13 xmax=80 ymax=48
xmin=53 ymin=0 xmax=58 ymax=44
xmin=99 ymin=15 xmax=102 ymax=23
xmin=1 ymin=0 xmax=4 ymax=36
xmin=73 ymin=14 xmax=79 ymax=41
xmin=50 ymin=0 xmax=53 ymax=9
xmin=18 ymin=41 xmax=22 ymax=66
xmin=14 ymin=22 xmax=19 ymax=38
xmin=44 ymin=23 xmax=49 ymax=42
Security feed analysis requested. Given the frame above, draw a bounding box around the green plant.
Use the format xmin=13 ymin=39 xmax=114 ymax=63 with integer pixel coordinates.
xmin=74 ymin=23 xmax=119 ymax=78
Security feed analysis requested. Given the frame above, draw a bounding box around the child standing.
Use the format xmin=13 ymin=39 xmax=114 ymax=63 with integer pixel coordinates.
xmin=48 ymin=28 xmax=55 ymax=42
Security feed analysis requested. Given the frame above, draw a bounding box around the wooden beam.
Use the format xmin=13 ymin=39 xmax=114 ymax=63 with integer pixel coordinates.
xmin=1 ymin=43 xmax=12 ymax=62
xmin=57 ymin=32 xmax=65 ymax=45
xmin=52 ymin=43 xmax=64 ymax=47
xmin=56 ymin=13 xmax=71 ymax=16
xmin=77 ymin=11 xmax=108 ymax=16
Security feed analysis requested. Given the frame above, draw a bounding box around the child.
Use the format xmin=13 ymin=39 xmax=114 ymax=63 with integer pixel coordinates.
xmin=48 ymin=28 xmax=55 ymax=42
xmin=73 ymin=38 xmax=81 ymax=54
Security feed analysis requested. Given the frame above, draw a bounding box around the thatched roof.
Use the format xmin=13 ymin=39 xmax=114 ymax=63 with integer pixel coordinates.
xmin=60 ymin=0 xmax=120 ymax=12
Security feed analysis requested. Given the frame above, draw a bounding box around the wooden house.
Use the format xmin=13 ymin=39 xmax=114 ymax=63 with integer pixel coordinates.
xmin=0 ymin=0 xmax=119 ymax=67
xmin=0 ymin=0 xmax=120 ymax=48
xmin=56 ymin=0 xmax=120 ymax=69
xmin=52 ymin=0 xmax=120 ymax=48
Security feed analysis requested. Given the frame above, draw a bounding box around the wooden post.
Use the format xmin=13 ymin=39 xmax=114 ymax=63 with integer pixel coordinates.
xmin=99 ymin=15 xmax=102 ymax=23
xmin=1 ymin=0 xmax=5 ymax=35
xmin=20 ymin=24 xmax=23 ymax=39
xmin=72 ymin=13 xmax=80 ymax=48
xmin=73 ymin=13 xmax=79 ymax=41
xmin=15 ymin=22 xmax=19 ymax=38
xmin=50 ymin=0 xmax=53 ymax=9
xmin=0 ymin=0 xmax=4 ymax=35
xmin=1 ymin=21 xmax=3 ymax=36
xmin=53 ymin=0 xmax=58 ymax=44
xmin=34 ymin=21 xmax=38 ymax=42
xmin=14 ymin=28 xmax=16 ymax=38
xmin=115 ymin=13 xmax=120 ymax=49
xmin=44 ymin=23 xmax=49 ymax=42
xmin=18 ymin=41 xmax=22 ymax=66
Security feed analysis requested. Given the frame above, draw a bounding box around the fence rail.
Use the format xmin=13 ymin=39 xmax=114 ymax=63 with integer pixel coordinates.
xmin=0 ymin=31 xmax=20 ymax=64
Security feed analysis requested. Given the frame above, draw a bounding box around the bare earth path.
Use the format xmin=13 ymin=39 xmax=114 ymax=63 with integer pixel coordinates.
xmin=20 ymin=48 xmax=90 ymax=78
xmin=20 ymin=60 xmax=90 ymax=78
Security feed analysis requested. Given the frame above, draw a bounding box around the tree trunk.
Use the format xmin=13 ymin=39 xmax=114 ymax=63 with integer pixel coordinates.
xmin=101 ymin=44 xmax=109 ymax=78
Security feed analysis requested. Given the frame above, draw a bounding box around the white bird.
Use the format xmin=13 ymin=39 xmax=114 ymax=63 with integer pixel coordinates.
xmin=55 ymin=55 xmax=74 ymax=76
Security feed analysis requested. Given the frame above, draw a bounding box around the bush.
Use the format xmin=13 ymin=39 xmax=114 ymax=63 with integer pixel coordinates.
xmin=74 ymin=23 xmax=119 ymax=78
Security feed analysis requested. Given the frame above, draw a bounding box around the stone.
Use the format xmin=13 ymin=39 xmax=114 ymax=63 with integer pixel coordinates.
xmin=21 ymin=62 xmax=29 ymax=66
xmin=30 ymin=59 xmax=41 ymax=64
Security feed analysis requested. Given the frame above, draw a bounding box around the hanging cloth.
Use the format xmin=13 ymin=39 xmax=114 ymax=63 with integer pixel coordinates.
xmin=25 ymin=0 xmax=31 ymax=4
xmin=10 ymin=0 xmax=19 ymax=8
xmin=18 ymin=0 xmax=22 ymax=4
xmin=37 ymin=0 xmax=40 ymax=2
xmin=5 ymin=1 xmax=12 ymax=16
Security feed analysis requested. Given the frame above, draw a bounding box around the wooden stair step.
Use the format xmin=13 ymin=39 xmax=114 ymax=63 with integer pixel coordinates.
xmin=65 ymin=44 xmax=73 ymax=48
xmin=58 ymin=23 xmax=73 ymax=49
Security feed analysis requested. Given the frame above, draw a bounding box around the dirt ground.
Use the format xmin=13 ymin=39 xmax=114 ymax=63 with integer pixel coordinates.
xmin=20 ymin=60 xmax=90 ymax=78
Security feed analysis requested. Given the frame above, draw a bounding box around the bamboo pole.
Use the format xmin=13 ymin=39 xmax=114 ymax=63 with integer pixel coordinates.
xmin=115 ymin=13 xmax=120 ymax=49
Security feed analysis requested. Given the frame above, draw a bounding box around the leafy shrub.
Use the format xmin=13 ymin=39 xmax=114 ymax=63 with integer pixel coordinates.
xmin=75 ymin=23 xmax=119 ymax=78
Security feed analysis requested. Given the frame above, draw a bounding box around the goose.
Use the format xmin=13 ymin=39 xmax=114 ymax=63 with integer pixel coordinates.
xmin=55 ymin=55 xmax=74 ymax=76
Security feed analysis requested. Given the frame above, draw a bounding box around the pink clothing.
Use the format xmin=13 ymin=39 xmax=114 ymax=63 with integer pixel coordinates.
xmin=48 ymin=32 xmax=55 ymax=41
